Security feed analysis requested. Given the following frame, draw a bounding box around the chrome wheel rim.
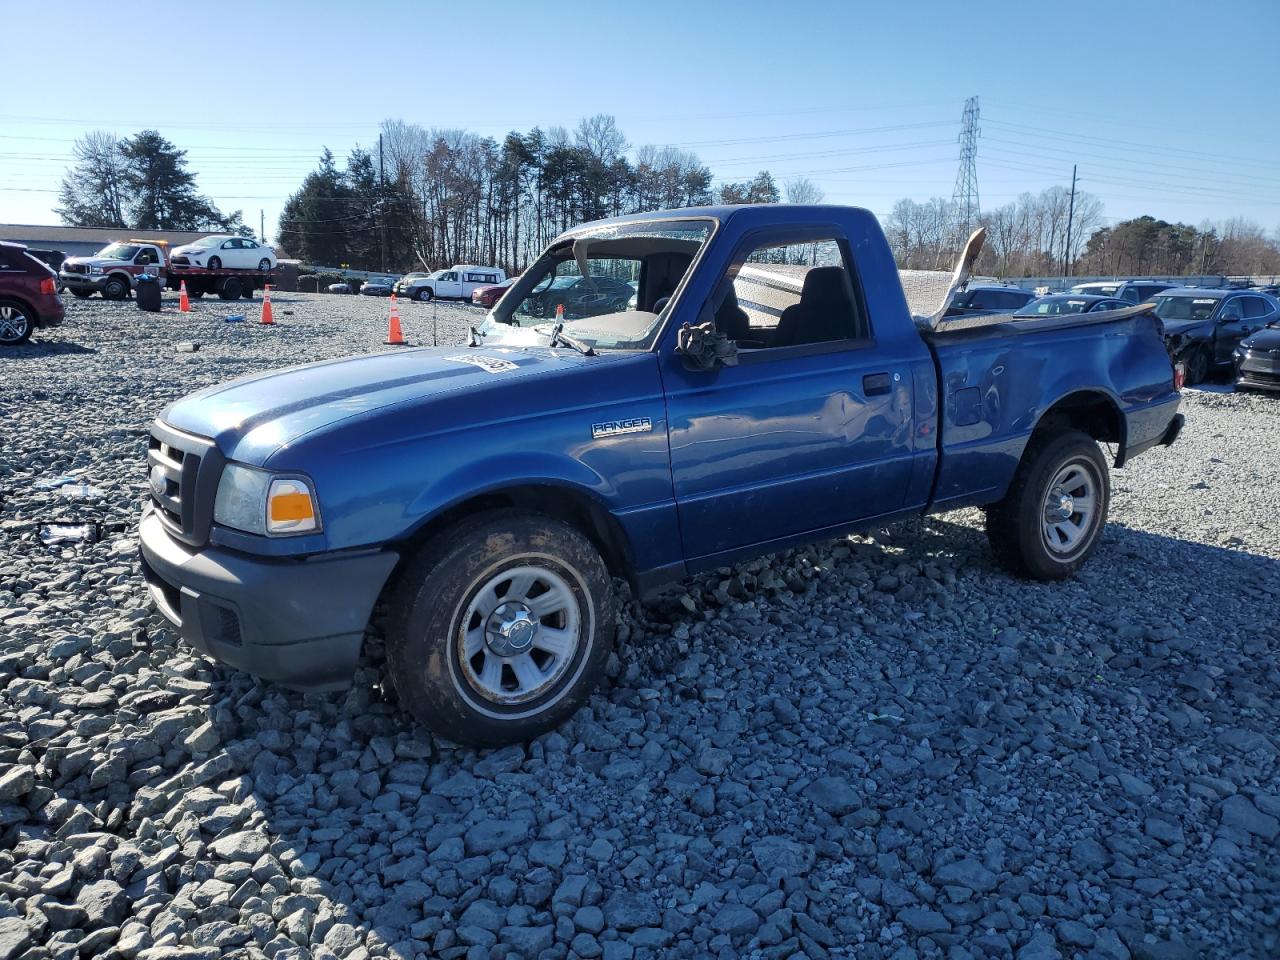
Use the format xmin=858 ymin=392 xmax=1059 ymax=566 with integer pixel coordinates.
xmin=0 ymin=305 xmax=31 ymax=342
xmin=1041 ymin=459 xmax=1100 ymax=556
xmin=457 ymin=564 xmax=582 ymax=706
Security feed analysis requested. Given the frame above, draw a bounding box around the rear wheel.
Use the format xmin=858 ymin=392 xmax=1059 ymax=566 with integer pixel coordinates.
xmin=102 ymin=277 xmax=129 ymax=301
xmin=0 ymin=299 xmax=34 ymax=345
xmin=218 ymin=278 xmax=243 ymax=301
xmin=985 ymin=429 xmax=1110 ymax=581
xmin=386 ymin=511 xmax=615 ymax=746
xmin=208 ymin=256 xmax=222 ymax=270
xmin=416 ymin=287 xmax=434 ymax=302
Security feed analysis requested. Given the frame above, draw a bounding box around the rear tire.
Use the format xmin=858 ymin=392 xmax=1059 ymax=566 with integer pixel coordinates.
xmin=0 ymin=299 xmax=34 ymax=345
xmin=218 ymin=278 xmax=243 ymax=301
xmin=386 ymin=510 xmax=615 ymax=746
xmin=416 ymin=288 xmax=434 ymax=302
xmin=102 ymin=277 xmax=129 ymax=301
xmin=985 ymin=429 xmax=1110 ymax=581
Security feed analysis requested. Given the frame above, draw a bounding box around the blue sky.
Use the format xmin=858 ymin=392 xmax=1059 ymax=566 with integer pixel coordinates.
xmin=3 ymin=0 xmax=1277 ymax=241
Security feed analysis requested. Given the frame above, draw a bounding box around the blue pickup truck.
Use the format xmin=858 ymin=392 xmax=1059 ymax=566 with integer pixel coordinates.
xmin=139 ymin=205 xmax=1183 ymax=745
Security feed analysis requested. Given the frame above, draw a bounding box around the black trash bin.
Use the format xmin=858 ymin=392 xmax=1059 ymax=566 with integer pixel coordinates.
xmin=136 ymin=274 xmax=162 ymax=312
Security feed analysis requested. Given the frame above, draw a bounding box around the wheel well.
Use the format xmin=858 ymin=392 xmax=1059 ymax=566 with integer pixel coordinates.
xmin=1032 ymin=391 xmax=1125 ymax=464
xmin=385 ymin=485 xmax=635 ymax=596
xmin=106 ymin=272 xmax=132 ymax=288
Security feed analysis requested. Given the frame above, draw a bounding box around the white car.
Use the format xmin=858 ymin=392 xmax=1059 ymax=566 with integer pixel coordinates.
xmin=170 ymin=236 xmax=278 ymax=272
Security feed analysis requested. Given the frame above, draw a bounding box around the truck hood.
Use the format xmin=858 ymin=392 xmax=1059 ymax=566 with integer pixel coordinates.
xmin=62 ymin=255 xmax=131 ymax=269
xmin=160 ymin=346 xmax=607 ymax=463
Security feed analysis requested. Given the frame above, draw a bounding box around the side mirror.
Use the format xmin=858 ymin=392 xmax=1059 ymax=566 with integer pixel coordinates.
xmin=676 ymin=318 xmax=738 ymax=372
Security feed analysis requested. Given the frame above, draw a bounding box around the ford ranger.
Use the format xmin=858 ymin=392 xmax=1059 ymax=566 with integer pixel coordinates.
xmin=137 ymin=205 xmax=1184 ymax=745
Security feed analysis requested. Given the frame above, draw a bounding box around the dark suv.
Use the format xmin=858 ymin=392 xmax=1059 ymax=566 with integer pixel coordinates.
xmin=0 ymin=241 xmax=64 ymax=345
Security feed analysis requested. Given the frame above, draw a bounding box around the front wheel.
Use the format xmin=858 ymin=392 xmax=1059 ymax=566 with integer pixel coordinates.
xmin=416 ymin=287 xmax=434 ymax=302
xmin=1183 ymin=346 xmax=1211 ymax=385
xmin=71 ymin=289 xmax=92 ymax=299
xmin=985 ymin=429 xmax=1110 ymax=580
xmin=102 ymin=277 xmax=129 ymax=301
xmin=258 ymin=258 xmax=271 ymax=272
xmin=208 ymin=256 xmax=222 ymax=270
xmin=387 ymin=511 xmax=615 ymax=746
xmin=0 ymin=300 xmax=34 ymax=345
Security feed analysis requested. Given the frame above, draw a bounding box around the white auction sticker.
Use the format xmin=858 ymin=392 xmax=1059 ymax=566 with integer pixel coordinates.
xmin=444 ymin=354 xmax=519 ymax=374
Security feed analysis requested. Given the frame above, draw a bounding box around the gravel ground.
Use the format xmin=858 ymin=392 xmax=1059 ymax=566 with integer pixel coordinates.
xmin=1 ymin=292 xmax=1278 ymax=960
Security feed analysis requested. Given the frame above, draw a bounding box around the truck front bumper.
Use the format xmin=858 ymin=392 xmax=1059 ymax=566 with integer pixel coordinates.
xmin=138 ymin=505 xmax=399 ymax=691
xmin=60 ymin=274 xmax=110 ymax=293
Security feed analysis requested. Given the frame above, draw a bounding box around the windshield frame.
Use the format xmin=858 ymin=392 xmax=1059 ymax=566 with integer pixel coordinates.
xmin=482 ymin=214 xmax=720 ymax=353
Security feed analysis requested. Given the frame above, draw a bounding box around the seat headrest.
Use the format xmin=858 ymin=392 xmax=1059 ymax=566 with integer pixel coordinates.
xmin=801 ymin=266 xmax=853 ymax=303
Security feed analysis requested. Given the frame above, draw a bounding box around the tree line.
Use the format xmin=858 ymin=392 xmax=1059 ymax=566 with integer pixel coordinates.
xmin=56 ymin=131 xmax=249 ymax=234
xmin=278 ymin=116 xmax=820 ymax=273
xmin=54 ymin=118 xmax=1280 ymax=279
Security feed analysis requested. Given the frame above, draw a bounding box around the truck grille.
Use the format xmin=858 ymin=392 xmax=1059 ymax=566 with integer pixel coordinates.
xmin=63 ymin=262 xmax=88 ymax=274
xmin=147 ymin=421 xmax=224 ymax=546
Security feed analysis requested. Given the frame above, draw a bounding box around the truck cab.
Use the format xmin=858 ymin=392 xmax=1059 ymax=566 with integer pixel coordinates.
xmin=60 ymin=240 xmax=167 ymax=300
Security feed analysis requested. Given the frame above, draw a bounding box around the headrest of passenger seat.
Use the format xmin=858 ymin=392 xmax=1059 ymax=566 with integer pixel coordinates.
xmin=801 ymin=266 xmax=853 ymax=304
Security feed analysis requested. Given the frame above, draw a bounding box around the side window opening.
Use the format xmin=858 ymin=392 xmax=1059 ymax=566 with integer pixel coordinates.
xmin=709 ymin=236 xmax=869 ymax=351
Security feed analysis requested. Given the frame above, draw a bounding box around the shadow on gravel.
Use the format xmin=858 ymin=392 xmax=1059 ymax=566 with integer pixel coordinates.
xmin=13 ymin=339 xmax=97 ymax=356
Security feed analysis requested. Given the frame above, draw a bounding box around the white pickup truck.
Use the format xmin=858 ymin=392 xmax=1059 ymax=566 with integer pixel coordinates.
xmin=394 ymin=264 xmax=506 ymax=302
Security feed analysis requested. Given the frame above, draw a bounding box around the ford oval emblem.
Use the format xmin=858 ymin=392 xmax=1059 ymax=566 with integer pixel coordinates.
xmin=150 ymin=465 xmax=168 ymax=498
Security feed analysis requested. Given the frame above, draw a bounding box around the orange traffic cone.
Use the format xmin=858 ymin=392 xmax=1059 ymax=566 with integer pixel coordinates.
xmin=179 ymin=281 xmax=190 ymax=313
xmin=260 ymin=285 xmax=274 ymax=325
xmin=384 ymin=293 xmax=407 ymax=345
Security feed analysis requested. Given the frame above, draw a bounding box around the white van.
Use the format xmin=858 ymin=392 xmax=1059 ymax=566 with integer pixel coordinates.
xmin=401 ymin=265 xmax=506 ymax=302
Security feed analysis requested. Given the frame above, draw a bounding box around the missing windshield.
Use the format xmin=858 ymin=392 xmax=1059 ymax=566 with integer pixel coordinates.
xmin=484 ymin=219 xmax=714 ymax=351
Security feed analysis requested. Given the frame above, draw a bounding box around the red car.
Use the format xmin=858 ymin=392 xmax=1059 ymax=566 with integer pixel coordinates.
xmin=1 ymin=241 xmax=64 ymax=346
xmin=471 ymin=276 xmax=516 ymax=308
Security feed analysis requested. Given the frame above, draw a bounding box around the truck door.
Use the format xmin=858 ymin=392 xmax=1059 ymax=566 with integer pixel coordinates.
xmin=661 ymin=229 xmax=926 ymax=561
xmin=437 ymin=271 xmax=461 ymax=297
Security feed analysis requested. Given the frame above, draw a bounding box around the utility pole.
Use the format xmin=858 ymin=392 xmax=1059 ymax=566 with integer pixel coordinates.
xmin=378 ymin=133 xmax=388 ymax=274
xmin=1063 ymin=164 xmax=1078 ymax=277
xmin=951 ymin=96 xmax=981 ymax=245
xmin=259 ymin=209 xmax=265 ymax=244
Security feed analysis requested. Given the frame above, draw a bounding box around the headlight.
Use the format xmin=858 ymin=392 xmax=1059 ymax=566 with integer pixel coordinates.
xmin=213 ymin=464 xmax=319 ymax=536
xmin=90 ymin=265 xmax=102 ymax=275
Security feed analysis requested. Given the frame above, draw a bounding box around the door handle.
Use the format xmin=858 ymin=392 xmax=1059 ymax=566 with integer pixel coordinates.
xmin=863 ymin=372 xmax=892 ymax=396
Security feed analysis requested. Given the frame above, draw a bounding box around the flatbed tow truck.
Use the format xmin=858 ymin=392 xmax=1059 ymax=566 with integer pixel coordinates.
xmin=60 ymin=239 xmax=273 ymax=301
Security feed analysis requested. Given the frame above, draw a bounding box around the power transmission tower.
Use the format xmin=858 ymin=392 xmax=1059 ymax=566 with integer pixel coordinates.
xmin=952 ymin=96 xmax=981 ymax=240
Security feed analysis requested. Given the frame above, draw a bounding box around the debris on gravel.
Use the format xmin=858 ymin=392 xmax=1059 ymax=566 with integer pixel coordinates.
xmin=1 ymin=292 xmax=1278 ymax=958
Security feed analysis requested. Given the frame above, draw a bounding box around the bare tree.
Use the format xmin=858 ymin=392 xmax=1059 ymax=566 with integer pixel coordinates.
xmin=55 ymin=130 xmax=128 ymax=227
xmin=784 ymin=177 xmax=825 ymax=205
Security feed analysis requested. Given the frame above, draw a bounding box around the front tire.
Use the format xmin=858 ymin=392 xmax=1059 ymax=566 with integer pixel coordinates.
xmin=0 ymin=299 xmax=34 ymax=345
xmin=416 ymin=288 xmax=434 ymax=302
xmin=208 ymin=256 xmax=222 ymax=270
xmin=258 ymin=258 xmax=271 ymax=272
xmin=1183 ymin=345 xmax=1211 ymax=385
xmin=102 ymin=277 xmax=129 ymax=301
xmin=71 ymin=289 xmax=92 ymax=299
xmin=387 ymin=511 xmax=615 ymax=746
xmin=985 ymin=429 xmax=1110 ymax=581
